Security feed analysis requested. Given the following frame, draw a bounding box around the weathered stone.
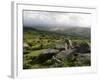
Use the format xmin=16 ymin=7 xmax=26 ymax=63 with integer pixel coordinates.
xmin=64 ymin=38 xmax=73 ymax=50
xmin=77 ymin=42 xmax=90 ymax=53
xmin=54 ymin=44 xmax=65 ymax=52
xmin=23 ymin=43 xmax=29 ymax=48
xmin=32 ymin=49 xmax=59 ymax=63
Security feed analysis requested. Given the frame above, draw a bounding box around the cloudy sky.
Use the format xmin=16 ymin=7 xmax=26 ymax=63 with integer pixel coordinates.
xmin=23 ymin=10 xmax=91 ymax=28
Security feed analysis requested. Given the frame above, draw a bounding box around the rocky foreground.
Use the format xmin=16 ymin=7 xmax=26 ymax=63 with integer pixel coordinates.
xmin=23 ymin=39 xmax=91 ymax=69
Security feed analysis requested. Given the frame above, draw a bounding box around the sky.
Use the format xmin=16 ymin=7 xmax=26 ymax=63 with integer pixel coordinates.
xmin=23 ymin=10 xmax=91 ymax=28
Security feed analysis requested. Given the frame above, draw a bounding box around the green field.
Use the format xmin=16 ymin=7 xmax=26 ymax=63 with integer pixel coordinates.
xmin=23 ymin=27 xmax=91 ymax=69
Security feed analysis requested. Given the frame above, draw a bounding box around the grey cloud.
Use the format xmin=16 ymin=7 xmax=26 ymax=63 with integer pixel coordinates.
xmin=23 ymin=10 xmax=91 ymax=28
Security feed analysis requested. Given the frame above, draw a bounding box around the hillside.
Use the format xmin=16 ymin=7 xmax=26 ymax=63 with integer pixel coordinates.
xmin=23 ymin=26 xmax=91 ymax=69
xmin=23 ymin=26 xmax=90 ymax=40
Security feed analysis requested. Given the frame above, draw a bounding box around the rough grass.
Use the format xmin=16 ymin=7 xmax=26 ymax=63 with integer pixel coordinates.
xmin=23 ymin=28 xmax=91 ymax=69
xmin=25 ymin=49 xmax=48 ymax=57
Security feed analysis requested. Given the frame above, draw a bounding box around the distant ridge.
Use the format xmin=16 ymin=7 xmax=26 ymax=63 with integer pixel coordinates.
xmin=23 ymin=26 xmax=90 ymax=39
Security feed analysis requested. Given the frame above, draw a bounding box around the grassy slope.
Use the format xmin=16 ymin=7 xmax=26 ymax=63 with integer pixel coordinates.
xmin=23 ymin=27 xmax=90 ymax=69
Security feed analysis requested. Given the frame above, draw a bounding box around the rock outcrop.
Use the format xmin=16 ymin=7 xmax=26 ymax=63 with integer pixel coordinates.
xmin=73 ymin=42 xmax=90 ymax=53
xmin=31 ymin=39 xmax=91 ymax=65
xmin=32 ymin=49 xmax=59 ymax=63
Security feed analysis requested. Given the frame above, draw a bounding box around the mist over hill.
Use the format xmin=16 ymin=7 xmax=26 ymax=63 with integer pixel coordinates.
xmin=23 ymin=26 xmax=90 ymax=39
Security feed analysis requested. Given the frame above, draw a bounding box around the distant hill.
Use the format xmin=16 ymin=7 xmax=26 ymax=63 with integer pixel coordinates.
xmin=23 ymin=26 xmax=91 ymax=39
xmin=54 ymin=27 xmax=91 ymax=39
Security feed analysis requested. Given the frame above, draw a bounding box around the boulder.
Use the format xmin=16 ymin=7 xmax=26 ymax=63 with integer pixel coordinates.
xmin=78 ymin=42 xmax=90 ymax=53
xmin=54 ymin=44 xmax=65 ymax=52
xmin=72 ymin=42 xmax=90 ymax=53
xmin=32 ymin=49 xmax=59 ymax=63
xmin=64 ymin=38 xmax=73 ymax=49
xmin=23 ymin=43 xmax=29 ymax=48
